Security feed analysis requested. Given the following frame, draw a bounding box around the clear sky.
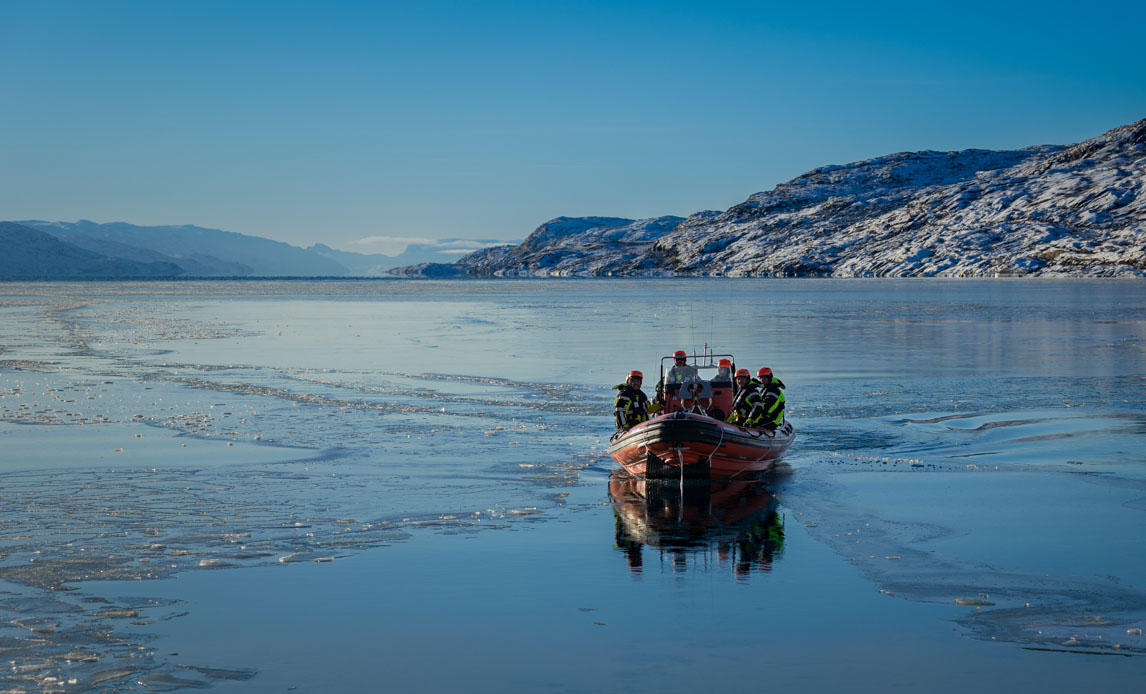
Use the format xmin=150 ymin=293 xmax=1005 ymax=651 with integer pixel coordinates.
xmin=2 ymin=0 xmax=1143 ymax=254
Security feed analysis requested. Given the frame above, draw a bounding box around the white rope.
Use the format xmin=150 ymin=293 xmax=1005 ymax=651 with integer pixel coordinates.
xmin=704 ymin=422 xmax=726 ymax=468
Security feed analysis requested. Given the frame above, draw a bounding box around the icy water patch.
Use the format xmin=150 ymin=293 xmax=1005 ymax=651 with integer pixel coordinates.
xmin=781 ymin=466 xmax=1146 ymax=656
xmin=84 ymin=485 xmax=1146 ymax=693
xmin=806 ymin=407 xmax=1146 ymax=474
xmin=3 ymin=279 xmax=1146 ymax=691
xmin=777 ymin=404 xmax=1146 ymax=658
xmin=0 ymin=287 xmax=607 ymax=690
xmin=0 ymin=413 xmax=591 ymax=690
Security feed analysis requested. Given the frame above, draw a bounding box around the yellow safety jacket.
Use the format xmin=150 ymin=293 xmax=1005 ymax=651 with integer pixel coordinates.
xmin=761 ymin=382 xmax=786 ymax=427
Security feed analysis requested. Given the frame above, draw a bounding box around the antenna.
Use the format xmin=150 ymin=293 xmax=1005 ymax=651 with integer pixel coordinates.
xmin=689 ymin=303 xmax=696 ymax=358
xmin=708 ymin=301 xmax=714 ymax=355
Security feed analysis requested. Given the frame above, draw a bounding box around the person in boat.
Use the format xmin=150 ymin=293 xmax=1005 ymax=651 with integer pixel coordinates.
xmin=665 ymin=350 xmax=699 ymax=386
xmin=756 ymin=367 xmax=787 ymax=430
xmin=613 ymin=370 xmax=650 ymax=431
xmin=653 ymin=350 xmax=698 ymax=410
xmin=727 ymin=368 xmax=766 ymax=427
xmin=705 ymin=358 xmax=734 ymax=420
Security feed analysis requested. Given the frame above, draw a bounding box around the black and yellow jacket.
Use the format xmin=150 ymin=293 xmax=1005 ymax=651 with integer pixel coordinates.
xmin=760 ymin=379 xmax=786 ymax=428
xmin=613 ymin=383 xmax=650 ymax=430
xmin=728 ymin=382 xmax=765 ymax=427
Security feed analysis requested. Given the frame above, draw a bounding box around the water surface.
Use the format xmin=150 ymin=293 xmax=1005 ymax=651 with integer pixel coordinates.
xmin=1 ymin=279 xmax=1144 ymax=691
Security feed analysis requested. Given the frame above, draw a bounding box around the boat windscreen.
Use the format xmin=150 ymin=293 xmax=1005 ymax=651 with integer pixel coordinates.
xmin=659 ymin=355 xmax=735 ymax=391
xmin=709 ymin=364 xmax=733 ymax=385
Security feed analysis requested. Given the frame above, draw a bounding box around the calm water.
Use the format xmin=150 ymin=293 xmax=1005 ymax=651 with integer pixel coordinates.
xmin=1 ymin=279 xmax=1144 ymax=692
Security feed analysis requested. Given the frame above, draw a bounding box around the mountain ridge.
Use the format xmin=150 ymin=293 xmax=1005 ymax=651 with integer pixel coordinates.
xmin=394 ymin=118 xmax=1145 ymax=278
xmin=3 ymin=220 xmax=512 ymax=278
xmin=5 ymin=119 xmax=1142 ymax=280
xmin=0 ymin=223 xmax=184 ymax=278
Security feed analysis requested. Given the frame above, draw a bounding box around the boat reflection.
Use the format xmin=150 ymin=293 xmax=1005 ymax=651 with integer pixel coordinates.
xmin=608 ymin=471 xmax=785 ymax=579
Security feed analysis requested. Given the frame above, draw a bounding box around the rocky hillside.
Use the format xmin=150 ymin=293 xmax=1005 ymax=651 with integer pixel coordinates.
xmin=395 ymin=118 xmax=1146 ymax=278
xmin=392 ymin=216 xmax=684 ymax=277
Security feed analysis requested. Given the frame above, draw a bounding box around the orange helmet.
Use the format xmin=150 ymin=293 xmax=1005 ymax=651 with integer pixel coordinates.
xmin=757 ymin=367 xmax=773 ymax=379
xmin=628 ymin=370 xmax=643 ymax=380
xmin=735 ymin=368 xmax=750 ymax=378
xmin=718 ymin=359 xmax=731 ymax=367
xmin=673 ymin=350 xmax=687 ymax=360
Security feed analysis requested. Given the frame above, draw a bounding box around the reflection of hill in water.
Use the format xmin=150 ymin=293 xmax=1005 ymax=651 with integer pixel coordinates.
xmin=608 ymin=472 xmax=785 ymax=578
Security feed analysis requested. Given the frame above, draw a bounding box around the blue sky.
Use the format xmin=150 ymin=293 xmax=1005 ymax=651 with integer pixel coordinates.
xmin=2 ymin=0 xmax=1143 ymax=254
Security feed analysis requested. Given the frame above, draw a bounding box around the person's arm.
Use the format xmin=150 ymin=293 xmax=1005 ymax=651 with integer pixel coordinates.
xmin=644 ymin=392 xmax=661 ymax=415
xmin=745 ymin=392 xmax=766 ymax=426
xmin=614 ymin=392 xmax=632 ymax=429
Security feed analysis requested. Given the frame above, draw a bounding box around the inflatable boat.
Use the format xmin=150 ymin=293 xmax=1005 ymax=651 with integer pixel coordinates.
xmin=607 ymin=351 xmax=794 ymax=479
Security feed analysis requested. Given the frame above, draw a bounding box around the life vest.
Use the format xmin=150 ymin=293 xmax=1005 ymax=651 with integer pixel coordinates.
xmin=727 ymin=383 xmax=765 ymax=426
xmin=665 ymin=365 xmax=698 ymax=385
xmin=760 ymin=381 xmax=786 ymax=427
xmin=613 ymin=383 xmax=649 ymax=429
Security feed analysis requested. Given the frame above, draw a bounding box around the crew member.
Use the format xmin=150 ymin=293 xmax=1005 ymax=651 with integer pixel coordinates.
xmin=727 ymin=368 xmax=765 ymax=427
xmin=707 ymin=358 xmax=734 ymax=420
xmin=665 ymin=350 xmax=698 ymax=385
xmin=756 ymin=367 xmax=787 ymax=430
xmin=613 ymin=370 xmax=650 ymax=431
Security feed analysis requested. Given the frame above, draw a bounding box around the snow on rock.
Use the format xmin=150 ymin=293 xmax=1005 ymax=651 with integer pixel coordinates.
xmin=392 ymin=216 xmax=684 ymax=277
xmin=393 ymin=118 xmax=1146 ymax=278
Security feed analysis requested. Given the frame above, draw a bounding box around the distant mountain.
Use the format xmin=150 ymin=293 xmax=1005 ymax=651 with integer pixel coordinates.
xmin=391 ymin=216 xmax=685 ymax=277
xmin=394 ymin=118 xmax=1146 ymax=278
xmin=306 ymin=238 xmax=511 ymax=275
xmin=305 ymin=243 xmax=394 ymax=276
xmin=0 ymin=222 xmax=183 ymax=278
xmin=7 ymin=220 xmax=511 ymax=278
xmin=382 ymin=238 xmax=515 ymax=269
xmin=10 ymin=118 xmax=1142 ymax=280
xmin=25 ymin=224 xmax=254 ymax=276
xmin=19 ymin=220 xmax=347 ymax=277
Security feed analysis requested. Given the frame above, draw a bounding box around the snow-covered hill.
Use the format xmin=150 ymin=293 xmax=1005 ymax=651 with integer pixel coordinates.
xmin=392 ymin=216 xmax=684 ymax=277
xmin=395 ymin=118 xmax=1146 ymax=278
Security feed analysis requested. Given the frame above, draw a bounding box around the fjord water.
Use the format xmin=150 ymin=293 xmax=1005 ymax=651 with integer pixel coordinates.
xmin=1 ymin=279 xmax=1145 ymax=692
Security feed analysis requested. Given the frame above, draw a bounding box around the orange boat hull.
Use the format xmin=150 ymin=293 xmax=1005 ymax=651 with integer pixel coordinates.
xmin=608 ymin=411 xmax=794 ymax=479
